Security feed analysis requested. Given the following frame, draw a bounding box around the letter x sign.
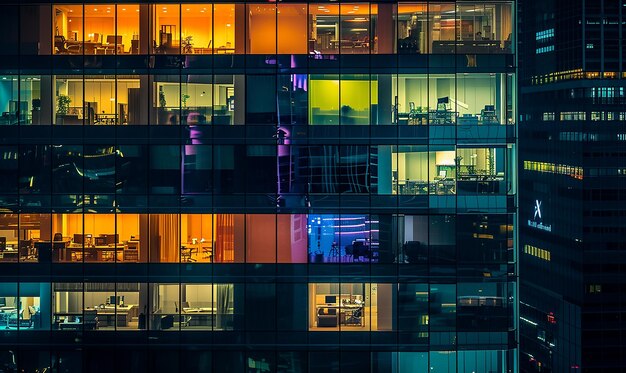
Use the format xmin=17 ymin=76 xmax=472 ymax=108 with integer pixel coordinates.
xmin=534 ymin=200 xmax=542 ymax=220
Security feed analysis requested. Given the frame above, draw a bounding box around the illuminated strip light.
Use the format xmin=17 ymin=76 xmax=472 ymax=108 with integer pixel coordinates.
xmin=520 ymin=317 xmax=538 ymax=326
xmin=523 ymin=160 xmax=583 ymax=180
xmin=524 ymin=244 xmax=551 ymax=261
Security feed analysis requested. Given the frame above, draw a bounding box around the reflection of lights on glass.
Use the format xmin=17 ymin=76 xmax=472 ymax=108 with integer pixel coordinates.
xmin=226 ymin=23 xmax=231 ymax=27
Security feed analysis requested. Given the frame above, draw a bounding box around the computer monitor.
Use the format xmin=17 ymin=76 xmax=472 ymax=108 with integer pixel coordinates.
xmin=325 ymin=295 xmax=337 ymax=304
xmin=439 ymin=170 xmax=447 ymax=178
xmin=0 ymin=297 xmax=5 ymax=307
xmin=484 ymin=105 xmax=495 ymax=112
xmin=73 ymin=234 xmax=83 ymax=244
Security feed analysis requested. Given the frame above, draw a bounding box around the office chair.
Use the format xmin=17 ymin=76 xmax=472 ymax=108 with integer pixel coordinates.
xmin=83 ymin=309 xmax=98 ymax=330
xmin=53 ymin=233 xmax=63 ymax=242
xmin=344 ymin=307 xmax=363 ymax=326
xmin=54 ymin=35 xmax=80 ymax=54
xmin=180 ymin=247 xmax=196 ymax=262
xmin=344 ymin=245 xmax=354 ymax=262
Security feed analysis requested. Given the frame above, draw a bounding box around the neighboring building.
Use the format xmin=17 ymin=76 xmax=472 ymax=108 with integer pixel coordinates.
xmin=0 ymin=2 xmax=516 ymax=372
xmin=519 ymin=0 xmax=626 ymax=371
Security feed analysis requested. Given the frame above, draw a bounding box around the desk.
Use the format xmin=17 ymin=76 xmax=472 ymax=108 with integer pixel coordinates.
xmin=182 ymin=243 xmax=213 ymax=262
xmin=182 ymin=307 xmax=215 ymax=327
xmin=193 ymin=47 xmax=213 ymax=54
xmin=215 ymin=47 xmax=235 ymax=54
xmin=0 ymin=248 xmax=18 ymax=261
xmin=0 ymin=307 xmax=17 ymax=328
xmin=94 ymin=113 xmax=118 ymax=125
xmin=66 ymin=244 xmax=118 ymax=262
xmin=89 ymin=305 xmax=136 ymax=327
xmin=395 ymin=180 xmax=429 ymax=195
xmin=95 ymin=44 xmax=124 ymax=55
xmin=316 ymin=304 xmax=364 ymax=327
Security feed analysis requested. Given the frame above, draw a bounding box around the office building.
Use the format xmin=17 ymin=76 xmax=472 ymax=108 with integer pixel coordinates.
xmin=519 ymin=0 xmax=626 ymax=371
xmin=0 ymin=1 xmax=516 ymax=372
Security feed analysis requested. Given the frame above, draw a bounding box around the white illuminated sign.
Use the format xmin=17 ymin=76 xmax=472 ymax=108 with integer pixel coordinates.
xmin=528 ymin=199 xmax=552 ymax=232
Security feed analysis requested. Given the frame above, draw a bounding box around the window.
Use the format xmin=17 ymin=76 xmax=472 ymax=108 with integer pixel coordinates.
xmin=309 ymin=283 xmax=394 ymax=331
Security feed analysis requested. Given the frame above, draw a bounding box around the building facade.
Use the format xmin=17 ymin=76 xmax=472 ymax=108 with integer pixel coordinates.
xmin=519 ymin=0 xmax=626 ymax=371
xmin=0 ymin=1 xmax=516 ymax=372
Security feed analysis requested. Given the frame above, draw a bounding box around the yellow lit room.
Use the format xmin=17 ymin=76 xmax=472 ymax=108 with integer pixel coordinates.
xmin=54 ymin=76 xmax=140 ymax=125
xmin=309 ymin=283 xmax=393 ymax=331
xmin=51 ymin=214 xmax=141 ymax=262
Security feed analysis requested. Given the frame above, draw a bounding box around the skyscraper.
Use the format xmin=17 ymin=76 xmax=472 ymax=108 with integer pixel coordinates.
xmin=519 ymin=0 xmax=625 ymax=371
xmin=0 ymin=2 xmax=516 ymax=372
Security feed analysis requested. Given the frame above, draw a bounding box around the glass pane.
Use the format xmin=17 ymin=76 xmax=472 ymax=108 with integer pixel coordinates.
xmin=181 ymin=4 xmax=212 ymax=54
xmin=54 ymin=5 xmax=83 ymax=55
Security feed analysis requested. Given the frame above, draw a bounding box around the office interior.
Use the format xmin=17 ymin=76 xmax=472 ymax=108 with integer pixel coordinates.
xmin=0 ymin=281 xmax=512 ymax=336
xmin=0 ymin=212 xmax=512 ymax=266
xmin=309 ymin=283 xmax=394 ymax=331
xmin=307 ymin=214 xmax=379 ymax=263
xmin=0 ymin=213 xmax=310 ymax=263
xmin=0 ymin=283 xmax=49 ymax=330
xmin=378 ymin=145 xmax=510 ymax=195
xmin=396 ymin=3 xmax=513 ymax=54
xmin=0 ymin=73 xmax=514 ymax=127
xmin=45 ymin=3 xmax=512 ymax=55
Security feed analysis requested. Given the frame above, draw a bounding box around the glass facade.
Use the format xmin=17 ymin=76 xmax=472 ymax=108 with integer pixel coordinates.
xmin=0 ymin=1 xmax=516 ymax=372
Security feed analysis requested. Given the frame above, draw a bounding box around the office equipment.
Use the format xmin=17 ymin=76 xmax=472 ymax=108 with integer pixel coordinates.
xmin=83 ymin=309 xmax=98 ymax=330
xmin=325 ymin=295 xmax=337 ymax=304
xmin=439 ymin=170 xmax=447 ymax=179
xmin=0 ymin=237 xmax=5 ymax=252
xmin=124 ymin=241 xmax=139 ymax=262
xmin=481 ymin=105 xmax=499 ymax=124
xmin=73 ymin=234 xmax=83 ymax=244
